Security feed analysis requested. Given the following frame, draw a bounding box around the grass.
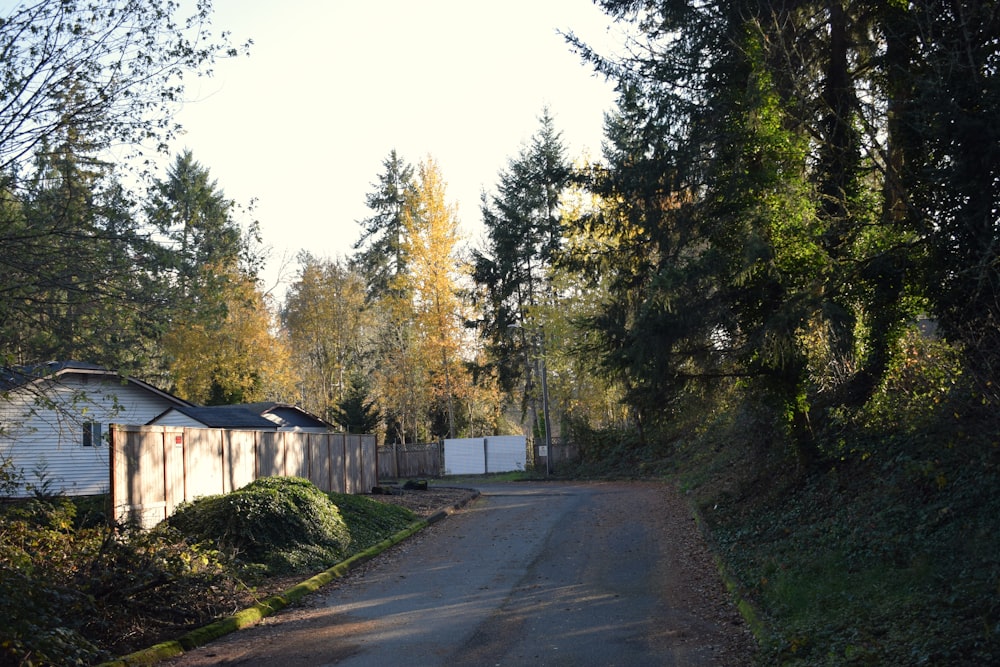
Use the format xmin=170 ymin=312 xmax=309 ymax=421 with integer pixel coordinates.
xmin=327 ymin=491 xmax=416 ymax=552
xmin=437 ymin=470 xmax=542 ymax=484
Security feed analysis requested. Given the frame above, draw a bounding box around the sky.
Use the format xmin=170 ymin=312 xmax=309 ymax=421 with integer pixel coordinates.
xmin=171 ymin=1 xmax=623 ymax=299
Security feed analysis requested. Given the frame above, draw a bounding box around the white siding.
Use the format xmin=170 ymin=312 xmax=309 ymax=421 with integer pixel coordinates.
xmin=0 ymin=373 xmax=184 ymax=496
xmin=148 ymin=409 xmax=206 ymax=428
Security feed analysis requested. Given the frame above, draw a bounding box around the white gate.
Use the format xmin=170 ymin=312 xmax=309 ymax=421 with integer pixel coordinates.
xmin=443 ymin=436 xmax=526 ymax=475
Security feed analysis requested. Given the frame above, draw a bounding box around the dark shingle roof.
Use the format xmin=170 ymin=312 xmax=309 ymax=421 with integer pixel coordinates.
xmin=230 ymin=402 xmax=334 ymax=428
xmin=166 ymin=405 xmax=278 ymax=429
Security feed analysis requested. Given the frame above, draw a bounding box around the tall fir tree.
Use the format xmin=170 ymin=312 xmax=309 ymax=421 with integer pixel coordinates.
xmin=473 ymin=109 xmax=571 ymax=434
xmin=352 ymin=150 xmax=416 ymax=299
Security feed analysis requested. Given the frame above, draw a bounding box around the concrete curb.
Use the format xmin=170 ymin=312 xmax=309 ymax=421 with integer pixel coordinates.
xmin=99 ymin=488 xmax=481 ymax=667
xmin=686 ymin=497 xmax=765 ymax=642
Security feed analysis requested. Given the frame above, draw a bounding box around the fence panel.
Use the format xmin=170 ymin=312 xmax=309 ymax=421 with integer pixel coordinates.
xmin=360 ymin=434 xmax=378 ymax=491
xmin=258 ymin=431 xmax=284 ymax=477
xmin=344 ymin=434 xmax=361 ymax=494
xmin=442 ymin=437 xmax=527 ymax=475
xmin=485 ymin=436 xmax=526 ymax=473
xmin=443 ymin=438 xmax=485 ymax=475
xmin=308 ymin=432 xmax=331 ymax=491
xmin=112 ymin=426 xmax=168 ymax=527
xmin=284 ymin=432 xmax=309 ymax=479
xmin=111 ymin=426 xmax=376 ymax=528
xmin=329 ymin=433 xmax=346 ymax=493
xmin=548 ymin=439 xmax=580 ymax=467
xmin=224 ymin=430 xmax=257 ymax=493
xmin=377 ymin=442 xmax=441 ymax=479
xmin=185 ymin=428 xmax=225 ymax=496
xmin=164 ymin=429 xmax=185 ymax=514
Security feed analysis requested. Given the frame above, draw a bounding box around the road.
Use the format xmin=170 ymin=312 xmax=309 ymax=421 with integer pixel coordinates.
xmin=166 ymin=481 xmax=753 ymax=666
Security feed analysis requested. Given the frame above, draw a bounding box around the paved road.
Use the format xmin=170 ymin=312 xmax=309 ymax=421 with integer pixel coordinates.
xmin=168 ymin=481 xmax=744 ymax=666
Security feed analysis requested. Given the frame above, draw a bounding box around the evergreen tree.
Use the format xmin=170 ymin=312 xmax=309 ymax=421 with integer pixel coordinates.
xmin=473 ymin=109 xmax=571 ymax=428
xmin=147 ymin=150 xmax=243 ymax=309
xmin=2 ymin=124 xmax=166 ymax=370
xmin=147 ymin=151 xmax=284 ymax=403
xmin=567 ymin=1 xmax=939 ymax=450
xmin=0 ymin=0 xmax=242 ymax=373
xmin=352 ymin=150 xmax=415 ymax=299
xmin=333 ymin=373 xmax=381 ymax=434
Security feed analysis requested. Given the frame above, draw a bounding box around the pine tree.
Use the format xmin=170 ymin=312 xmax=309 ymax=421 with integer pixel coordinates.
xmin=352 ymin=150 xmax=415 ymax=299
xmin=473 ymin=109 xmax=571 ymax=433
xmin=148 ymin=152 xmax=285 ymax=403
xmin=2 ymin=123 xmax=165 ymax=370
xmin=0 ymin=0 xmax=242 ymax=372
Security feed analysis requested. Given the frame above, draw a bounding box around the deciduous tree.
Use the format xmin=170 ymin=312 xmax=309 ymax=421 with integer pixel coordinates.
xmin=282 ymin=253 xmax=370 ymax=422
xmin=399 ymin=157 xmax=470 ymax=439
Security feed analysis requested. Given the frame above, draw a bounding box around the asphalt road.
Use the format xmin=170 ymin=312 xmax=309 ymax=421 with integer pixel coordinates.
xmin=167 ymin=481 xmax=747 ymax=666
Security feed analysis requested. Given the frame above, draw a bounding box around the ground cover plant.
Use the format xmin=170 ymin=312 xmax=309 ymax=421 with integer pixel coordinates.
xmin=0 ymin=476 xmax=416 ymax=665
xmin=561 ymin=331 xmax=1000 ymax=665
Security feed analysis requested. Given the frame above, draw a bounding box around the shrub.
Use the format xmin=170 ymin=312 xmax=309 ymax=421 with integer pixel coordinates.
xmin=166 ymin=477 xmax=351 ymax=573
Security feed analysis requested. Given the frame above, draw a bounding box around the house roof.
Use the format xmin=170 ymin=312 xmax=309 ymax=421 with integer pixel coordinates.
xmin=0 ymin=361 xmax=193 ymax=407
xmin=231 ymin=402 xmax=335 ymax=429
xmin=157 ymin=405 xmax=278 ymax=429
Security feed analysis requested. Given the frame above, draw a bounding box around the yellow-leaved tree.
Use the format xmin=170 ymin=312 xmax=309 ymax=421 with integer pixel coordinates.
xmin=396 ymin=157 xmax=472 ymax=439
xmin=281 ymin=253 xmax=370 ymax=423
xmin=165 ymin=264 xmax=297 ymax=405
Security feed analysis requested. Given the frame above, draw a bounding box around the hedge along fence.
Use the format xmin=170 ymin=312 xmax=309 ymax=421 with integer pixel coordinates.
xmin=110 ymin=425 xmax=377 ymax=528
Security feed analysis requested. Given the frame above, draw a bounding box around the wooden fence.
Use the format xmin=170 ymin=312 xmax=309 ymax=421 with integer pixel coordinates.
xmin=110 ymin=424 xmax=377 ymax=528
xmin=377 ymin=441 xmax=442 ymax=479
xmin=546 ymin=438 xmax=580 ymax=469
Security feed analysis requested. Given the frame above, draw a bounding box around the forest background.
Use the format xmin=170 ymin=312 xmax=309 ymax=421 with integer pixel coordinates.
xmin=1 ymin=1 xmax=999 ymax=664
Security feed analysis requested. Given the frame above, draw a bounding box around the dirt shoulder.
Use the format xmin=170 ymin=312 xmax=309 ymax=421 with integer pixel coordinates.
xmin=368 ymin=484 xmax=478 ymax=517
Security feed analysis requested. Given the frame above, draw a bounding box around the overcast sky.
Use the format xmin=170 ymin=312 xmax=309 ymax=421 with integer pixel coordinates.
xmin=169 ymin=1 xmax=622 ymax=297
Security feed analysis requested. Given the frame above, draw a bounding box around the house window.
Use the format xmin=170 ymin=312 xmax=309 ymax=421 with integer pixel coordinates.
xmin=82 ymin=422 xmax=103 ymax=447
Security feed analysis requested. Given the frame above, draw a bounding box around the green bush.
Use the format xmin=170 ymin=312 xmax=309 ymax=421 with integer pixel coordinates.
xmin=0 ymin=500 xmax=106 ymax=666
xmin=166 ymin=477 xmax=351 ymax=572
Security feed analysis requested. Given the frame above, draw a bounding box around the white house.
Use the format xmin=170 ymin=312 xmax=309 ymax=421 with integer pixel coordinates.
xmin=0 ymin=361 xmax=193 ymax=496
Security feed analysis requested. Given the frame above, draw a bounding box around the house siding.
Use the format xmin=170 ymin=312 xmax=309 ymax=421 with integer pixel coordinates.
xmin=148 ymin=409 xmax=206 ymax=428
xmin=0 ymin=373 xmax=184 ymax=496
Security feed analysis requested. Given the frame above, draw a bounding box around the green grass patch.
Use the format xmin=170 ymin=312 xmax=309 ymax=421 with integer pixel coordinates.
xmin=327 ymin=491 xmax=416 ymax=553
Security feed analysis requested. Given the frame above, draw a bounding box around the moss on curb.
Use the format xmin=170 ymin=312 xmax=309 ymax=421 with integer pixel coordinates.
xmin=687 ymin=494 xmax=766 ymax=643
